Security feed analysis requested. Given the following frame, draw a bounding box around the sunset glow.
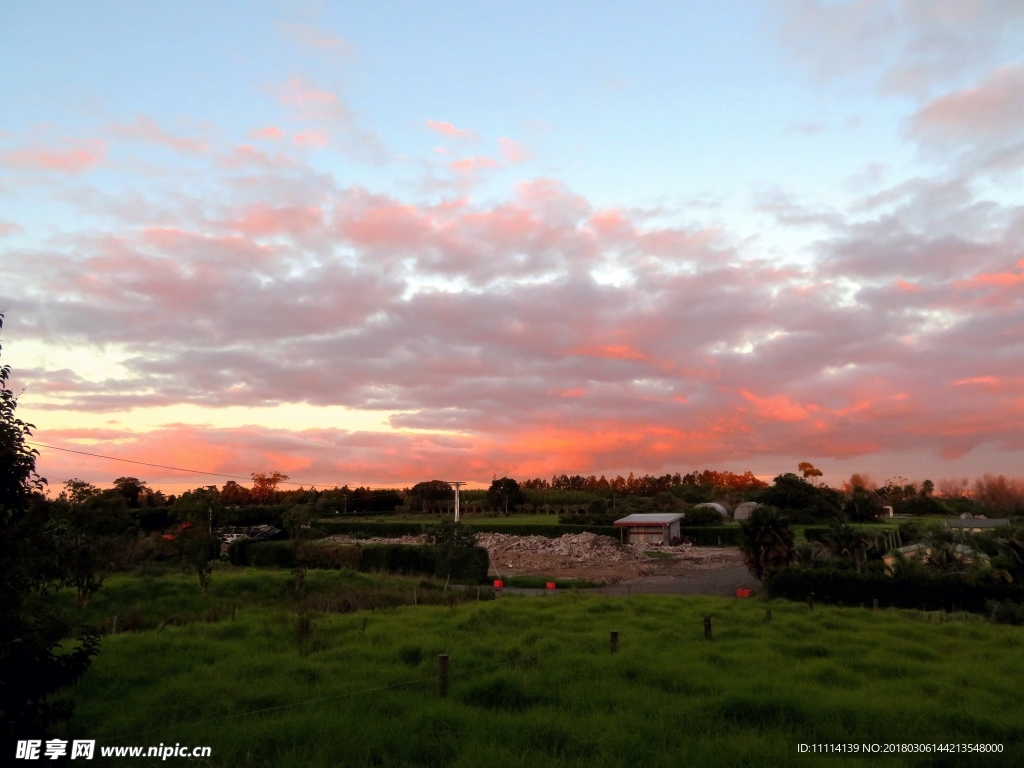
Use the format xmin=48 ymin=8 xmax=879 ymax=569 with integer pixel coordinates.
xmin=3 ymin=1 xmax=1024 ymax=491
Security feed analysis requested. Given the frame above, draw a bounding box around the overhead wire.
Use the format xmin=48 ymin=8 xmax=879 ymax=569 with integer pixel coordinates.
xmin=26 ymin=441 xmax=404 ymax=493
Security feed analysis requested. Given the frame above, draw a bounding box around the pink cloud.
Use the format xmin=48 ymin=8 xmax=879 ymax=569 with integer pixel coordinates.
xmin=249 ymin=126 xmax=284 ymax=140
xmin=293 ymin=129 xmax=331 ymax=148
xmin=227 ymin=204 xmax=325 ymax=238
xmin=0 ymin=221 xmax=23 ymax=236
xmin=215 ymin=144 xmax=295 ymax=170
xmin=912 ymin=65 xmax=1024 ymax=144
xmin=426 ymin=120 xmax=475 ymax=139
xmin=449 ymin=156 xmax=500 ymax=174
xmin=112 ymin=116 xmax=208 ymax=153
xmin=277 ymin=78 xmax=347 ymax=120
xmin=278 ymin=23 xmax=352 ymax=56
xmin=498 ymin=137 xmax=529 ymax=163
xmin=1 ymin=139 xmax=106 ymax=173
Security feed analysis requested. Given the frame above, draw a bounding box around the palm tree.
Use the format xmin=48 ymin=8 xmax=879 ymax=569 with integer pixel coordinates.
xmin=739 ymin=506 xmax=796 ymax=580
xmin=823 ymin=518 xmax=871 ymax=573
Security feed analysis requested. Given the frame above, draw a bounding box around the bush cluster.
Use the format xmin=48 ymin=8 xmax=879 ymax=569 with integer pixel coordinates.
xmin=227 ymin=539 xmax=489 ymax=583
xmin=764 ymin=567 xmax=1024 ymax=613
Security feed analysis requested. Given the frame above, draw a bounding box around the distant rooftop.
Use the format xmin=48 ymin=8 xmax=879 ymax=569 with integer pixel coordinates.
xmin=614 ymin=513 xmax=684 ymax=526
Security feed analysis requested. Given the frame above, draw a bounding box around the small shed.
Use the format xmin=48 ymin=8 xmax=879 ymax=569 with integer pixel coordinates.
xmin=613 ymin=513 xmax=684 ymax=546
xmin=733 ymin=502 xmax=758 ymax=521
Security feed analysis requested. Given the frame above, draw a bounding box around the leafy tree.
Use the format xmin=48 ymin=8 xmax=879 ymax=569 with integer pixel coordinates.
xmin=757 ymin=473 xmax=843 ymax=520
xmin=220 ymin=480 xmax=251 ymax=506
xmin=844 ymin=485 xmax=884 ymax=521
xmin=408 ymin=480 xmax=452 ymax=513
xmin=112 ymin=476 xmax=149 ymax=507
xmin=0 ymin=313 xmax=99 ymax=739
xmin=59 ymin=478 xmax=100 ymax=506
xmin=738 ymin=506 xmax=796 ymax=581
xmin=487 ymin=477 xmax=524 ymax=514
xmin=427 ymin=519 xmax=478 ymax=590
xmin=798 ymin=462 xmax=823 ymax=483
xmin=169 ymin=487 xmax=222 ymax=595
xmin=282 ymin=504 xmax=320 ymax=595
xmin=251 ymin=471 xmax=289 ymax=504
xmin=53 ymin=482 xmax=136 ymax=608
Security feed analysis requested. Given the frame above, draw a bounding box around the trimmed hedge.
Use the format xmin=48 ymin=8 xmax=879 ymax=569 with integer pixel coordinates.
xmin=231 ymin=540 xmax=296 ymax=567
xmin=229 ymin=538 xmax=488 ymax=583
xmin=314 ymin=519 xmax=619 ymax=539
xmin=678 ymin=526 xmax=743 ymax=546
xmin=764 ymin=567 xmax=1024 ymax=613
xmin=316 ymin=521 xmax=430 ymax=537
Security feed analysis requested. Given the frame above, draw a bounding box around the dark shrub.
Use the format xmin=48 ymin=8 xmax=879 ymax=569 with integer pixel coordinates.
xmin=739 ymin=507 xmax=796 ymax=580
xmin=765 ymin=567 xmax=1024 ymax=613
xmin=361 ymin=544 xmax=489 ymax=584
xmin=243 ymin=541 xmax=297 ymax=567
xmin=988 ymin=599 xmax=1024 ymax=625
xmin=303 ymin=543 xmax=362 ymax=570
xmin=683 ymin=506 xmax=728 ymax=526
xmin=398 ymin=646 xmax=423 ymax=667
xmin=756 ymin=474 xmax=844 ymax=520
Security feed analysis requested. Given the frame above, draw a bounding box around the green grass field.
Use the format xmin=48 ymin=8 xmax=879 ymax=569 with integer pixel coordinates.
xmin=55 ymin=569 xmax=1023 ymax=767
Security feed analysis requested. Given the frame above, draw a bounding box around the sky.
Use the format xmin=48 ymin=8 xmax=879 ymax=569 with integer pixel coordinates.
xmin=2 ymin=0 xmax=1024 ymax=492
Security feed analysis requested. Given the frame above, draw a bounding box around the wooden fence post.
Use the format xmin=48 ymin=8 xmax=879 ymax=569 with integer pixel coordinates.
xmin=437 ymin=654 xmax=450 ymax=697
xmin=610 ymin=631 xmax=619 ymax=654
xmin=873 ymin=598 xmax=878 ymax=611
xmin=704 ymin=614 xmax=712 ymax=640
xmin=807 ymin=594 xmax=814 ymax=611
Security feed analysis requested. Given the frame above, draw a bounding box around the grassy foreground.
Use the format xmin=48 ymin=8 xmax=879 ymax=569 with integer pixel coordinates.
xmin=58 ymin=571 xmax=1023 ymax=767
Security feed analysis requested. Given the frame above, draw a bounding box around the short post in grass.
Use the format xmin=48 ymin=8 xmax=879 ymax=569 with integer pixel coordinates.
xmin=437 ymin=654 xmax=450 ymax=697
xmin=807 ymin=594 xmax=813 ymax=611
xmin=873 ymin=598 xmax=878 ymax=611
xmin=704 ymin=614 xmax=712 ymax=640
xmin=610 ymin=631 xmax=619 ymax=653
xmin=765 ymin=609 xmax=772 ymax=623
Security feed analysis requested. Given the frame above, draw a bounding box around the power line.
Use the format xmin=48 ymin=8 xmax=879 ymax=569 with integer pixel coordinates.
xmin=26 ymin=441 xmax=402 ymax=493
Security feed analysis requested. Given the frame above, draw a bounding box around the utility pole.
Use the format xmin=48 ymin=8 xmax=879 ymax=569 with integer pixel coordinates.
xmin=449 ymin=481 xmax=466 ymax=522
